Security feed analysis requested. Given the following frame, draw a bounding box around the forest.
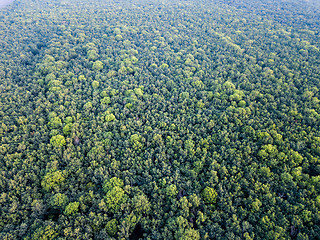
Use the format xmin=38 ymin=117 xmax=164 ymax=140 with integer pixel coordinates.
xmin=0 ymin=0 xmax=319 ymax=239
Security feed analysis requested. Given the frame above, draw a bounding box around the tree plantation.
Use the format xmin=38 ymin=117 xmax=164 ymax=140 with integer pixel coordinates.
xmin=0 ymin=0 xmax=319 ymax=239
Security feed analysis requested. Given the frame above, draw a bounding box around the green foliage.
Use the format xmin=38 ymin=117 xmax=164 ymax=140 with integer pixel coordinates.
xmin=41 ymin=171 xmax=65 ymax=192
xmin=105 ymin=113 xmax=116 ymax=122
xmin=79 ymin=75 xmax=87 ymax=81
xmin=64 ymin=202 xmax=80 ymax=215
xmin=134 ymin=87 xmax=144 ymax=97
xmin=31 ymin=224 xmax=58 ymax=240
xmin=64 ymin=116 xmax=73 ymax=124
xmin=1 ymin=0 xmax=320 ymax=239
xmin=125 ymin=103 xmax=133 ymax=109
xmin=103 ymin=177 xmax=124 ymax=193
xmin=63 ymin=123 xmax=72 ymax=135
xmin=105 ymin=186 xmax=127 ymax=212
xmin=160 ymin=63 xmax=169 ymax=69
xmin=238 ymin=100 xmax=246 ymax=107
xmin=289 ymin=150 xmax=303 ymax=166
xmin=87 ymin=49 xmax=99 ymax=60
xmin=50 ymin=135 xmax=66 ymax=147
xmin=176 ymin=228 xmax=200 ymax=240
xmin=192 ymin=80 xmax=204 ymax=90
xmin=115 ymin=34 xmax=123 ymax=40
xmin=258 ymin=144 xmax=277 ymax=159
xmin=50 ymin=129 xmax=60 ymax=137
xmin=101 ymin=96 xmax=111 ymax=105
xmin=166 ymin=184 xmax=178 ymax=198
xmin=190 ymin=194 xmax=201 ymax=208
xmin=84 ymin=101 xmax=93 ymax=110
xmin=179 ymin=91 xmax=189 ymax=100
xmin=48 ymin=117 xmax=62 ymax=129
xmin=92 ymin=60 xmax=103 ymax=71
xmin=92 ymin=80 xmax=100 ymax=89
xmin=105 ymin=219 xmax=118 ymax=236
xmin=251 ymin=198 xmax=262 ymax=212
xmin=107 ymin=70 xmax=117 ymax=78
xmin=131 ymin=194 xmax=151 ymax=215
xmin=202 ymin=187 xmax=218 ymax=204
xmin=50 ymin=193 xmax=69 ymax=208
xmin=130 ymin=134 xmax=142 ymax=149
xmin=45 ymin=73 xmax=56 ymax=82
xmin=185 ymin=138 xmax=195 ymax=156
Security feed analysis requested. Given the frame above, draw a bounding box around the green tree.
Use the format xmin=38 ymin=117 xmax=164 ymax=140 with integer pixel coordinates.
xmin=166 ymin=184 xmax=178 ymax=198
xmin=105 ymin=113 xmax=116 ymax=122
xmin=105 ymin=219 xmax=118 ymax=236
xmin=105 ymin=186 xmax=127 ymax=212
xmin=31 ymin=224 xmax=58 ymax=240
xmin=101 ymin=96 xmax=111 ymax=105
xmin=131 ymin=194 xmax=151 ymax=215
xmin=63 ymin=123 xmax=72 ymax=135
xmin=50 ymin=135 xmax=66 ymax=147
xmin=41 ymin=171 xmax=65 ymax=191
xmin=93 ymin=60 xmax=103 ymax=71
xmin=103 ymin=177 xmax=124 ymax=193
xmin=64 ymin=202 xmax=80 ymax=216
xmin=92 ymin=80 xmax=100 ymax=89
xmin=202 ymin=186 xmax=218 ymax=204
xmin=50 ymin=193 xmax=69 ymax=208
xmin=48 ymin=117 xmax=62 ymax=129
xmin=130 ymin=134 xmax=143 ymax=149
xmin=176 ymin=228 xmax=200 ymax=240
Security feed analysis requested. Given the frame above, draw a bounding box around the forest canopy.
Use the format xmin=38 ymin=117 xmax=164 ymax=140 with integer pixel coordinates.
xmin=0 ymin=0 xmax=319 ymax=239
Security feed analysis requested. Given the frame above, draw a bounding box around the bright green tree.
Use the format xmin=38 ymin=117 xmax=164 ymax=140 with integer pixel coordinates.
xmin=50 ymin=135 xmax=66 ymax=147
xmin=202 ymin=186 xmax=218 ymax=204
xmin=64 ymin=202 xmax=80 ymax=216
xmin=31 ymin=224 xmax=58 ymax=240
xmin=41 ymin=171 xmax=65 ymax=191
xmin=105 ymin=186 xmax=127 ymax=212
xmin=103 ymin=177 xmax=124 ymax=193
xmin=105 ymin=113 xmax=116 ymax=122
xmin=92 ymin=80 xmax=100 ymax=89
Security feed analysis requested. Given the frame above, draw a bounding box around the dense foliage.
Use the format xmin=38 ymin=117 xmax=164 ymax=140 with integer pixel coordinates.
xmin=0 ymin=0 xmax=320 ymax=239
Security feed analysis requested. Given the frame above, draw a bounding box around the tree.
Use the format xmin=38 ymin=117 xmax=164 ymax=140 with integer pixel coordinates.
xmin=202 ymin=187 xmax=217 ymax=204
xmin=105 ymin=113 xmax=116 ymax=122
xmin=1 ymin=0 xmax=320 ymax=239
xmin=101 ymin=96 xmax=111 ymax=105
xmin=41 ymin=170 xmax=65 ymax=191
xmin=131 ymin=194 xmax=151 ymax=215
xmin=176 ymin=228 xmax=200 ymax=240
xmin=105 ymin=219 xmax=118 ymax=236
xmin=50 ymin=193 xmax=69 ymax=208
xmin=63 ymin=123 xmax=72 ymax=135
xmin=92 ymin=80 xmax=100 ymax=89
xmin=48 ymin=117 xmax=62 ymax=129
xmin=93 ymin=60 xmax=103 ymax=71
xmin=130 ymin=134 xmax=143 ymax=150
xmin=166 ymin=184 xmax=178 ymax=198
xmin=50 ymin=135 xmax=66 ymax=147
xmin=64 ymin=202 xmax=80 ymax=216
xmin=105 ymin=186 xmax=127 ymax=212
xmin=103 ymin=177 xmax=124 ymax=193
xmin=31 ymin=224 xmax=58 ymax=240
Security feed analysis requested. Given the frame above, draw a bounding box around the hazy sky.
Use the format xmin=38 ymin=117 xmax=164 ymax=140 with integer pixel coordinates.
xmin=0 ymin=0 xmax=13 ymax=8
